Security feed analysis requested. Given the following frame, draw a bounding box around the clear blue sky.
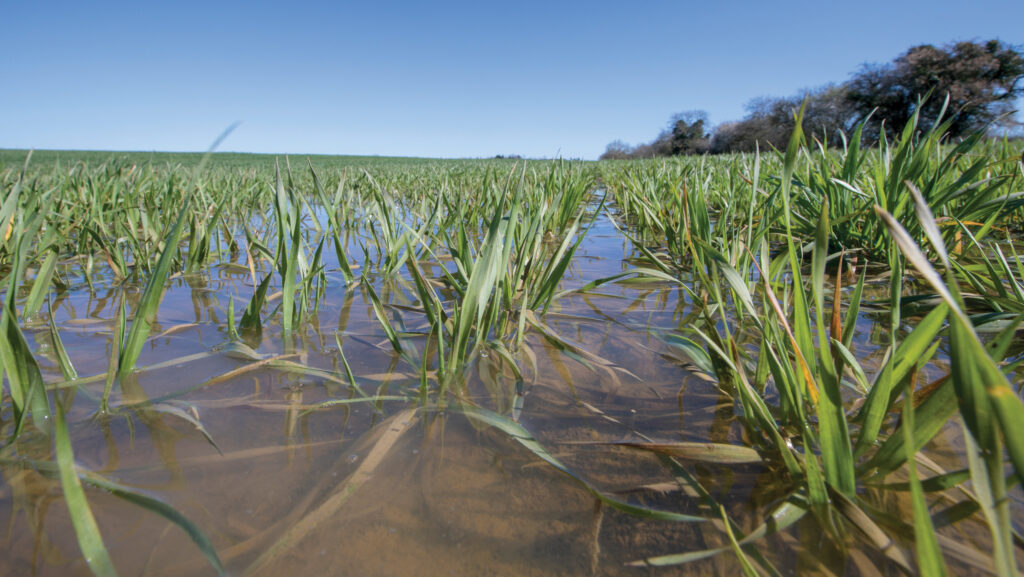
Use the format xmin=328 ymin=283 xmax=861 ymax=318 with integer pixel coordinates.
xmin=2 ymin=0 xmax=1022 ymax=159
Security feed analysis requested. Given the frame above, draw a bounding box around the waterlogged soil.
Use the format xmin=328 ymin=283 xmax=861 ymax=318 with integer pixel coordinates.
xmin=0 ymin=210 xmax=1015 ymax=576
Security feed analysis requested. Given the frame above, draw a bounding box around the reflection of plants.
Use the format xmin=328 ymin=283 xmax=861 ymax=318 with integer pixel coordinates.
xmin=1 ymin=294 xmax=225 ymax=576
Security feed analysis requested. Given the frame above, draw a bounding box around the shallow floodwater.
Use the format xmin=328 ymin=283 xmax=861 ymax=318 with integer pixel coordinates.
xmin=0 ymin=207 xmax=1015 ymax=576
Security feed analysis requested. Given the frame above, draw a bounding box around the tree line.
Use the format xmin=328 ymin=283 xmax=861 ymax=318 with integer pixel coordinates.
xmin=601 ymin=39 xmax=1024 ymax=159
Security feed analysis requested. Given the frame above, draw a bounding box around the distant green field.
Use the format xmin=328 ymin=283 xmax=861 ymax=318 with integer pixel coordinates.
xmin=0 ymin=148 xmax=559 ymax=173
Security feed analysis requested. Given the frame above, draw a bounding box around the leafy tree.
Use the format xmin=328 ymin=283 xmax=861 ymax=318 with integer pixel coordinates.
xmin=658 ymin=110 xmax=711 ymax=155
xmin=599 ymin=111 xmax=711 ymax=159
xmin=599 ymin=39 xmax=1023 ymax=157
xmin=846 ymin=39 xmax=1024 ymax=140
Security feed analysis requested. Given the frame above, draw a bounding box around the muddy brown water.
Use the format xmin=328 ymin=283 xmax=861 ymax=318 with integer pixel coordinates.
xmin=0 ymin=211 xmax=1017 ymax=576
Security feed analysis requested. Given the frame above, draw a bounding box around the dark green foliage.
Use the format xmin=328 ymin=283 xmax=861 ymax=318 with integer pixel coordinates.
xmin=847 ymin=39 xmax=1024 ymax=140
xmin=600 ymin=110 xmax=710 ymax=159
xmin=605 ymin=39 xmax=1024 ymax=156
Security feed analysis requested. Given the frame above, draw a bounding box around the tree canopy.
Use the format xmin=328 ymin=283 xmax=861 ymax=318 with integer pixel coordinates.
xmin=847 ymin=39 xmax=1024 ymax=140
xmin=601 ymin=39 xmax=1024 ymax=159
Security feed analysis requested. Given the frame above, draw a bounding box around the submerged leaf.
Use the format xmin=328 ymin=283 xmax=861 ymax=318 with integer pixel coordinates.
xmin=244 ymin=408 xmax=419 ymax=575
xmin=457 ymin=405 xmax=706 ymax=523
xmin=567 ymin=440 xmax=762 ymax=465
xmin=54 ymin=401 xmax=118 ymax=577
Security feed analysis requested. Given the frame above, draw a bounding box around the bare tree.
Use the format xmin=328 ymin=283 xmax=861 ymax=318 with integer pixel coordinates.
xmin=710 ymin=87 xmax=852 ymax=153
xmin=599 ymin=140 xmax=633 ymax=160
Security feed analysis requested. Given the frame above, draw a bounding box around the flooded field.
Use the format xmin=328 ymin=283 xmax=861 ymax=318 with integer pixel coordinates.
xmin=2 ymin=130 xmax=1024 ymax=576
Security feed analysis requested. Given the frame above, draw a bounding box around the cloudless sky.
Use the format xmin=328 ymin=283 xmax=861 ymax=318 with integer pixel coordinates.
xmin=2 ymin=0 xmax=1022 ymax=159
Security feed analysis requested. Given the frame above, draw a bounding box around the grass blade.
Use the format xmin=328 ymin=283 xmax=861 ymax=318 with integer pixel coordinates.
xmin=48 ymin=299 xmax=78 ymax=381
xmin=458 ymin=404 xmax=706 ymax=523
xmin=901 ymin=378 xmax=948 ymax=576
xmin=54 ymin=399 xmax=119 ymax=576
xmin=80 ymin=471 xmax=224 ymax=575
xmin=118 ymin=198 xmax=190 ymax=376
xmin=0 ymin=300 xmax=52 ymax=436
